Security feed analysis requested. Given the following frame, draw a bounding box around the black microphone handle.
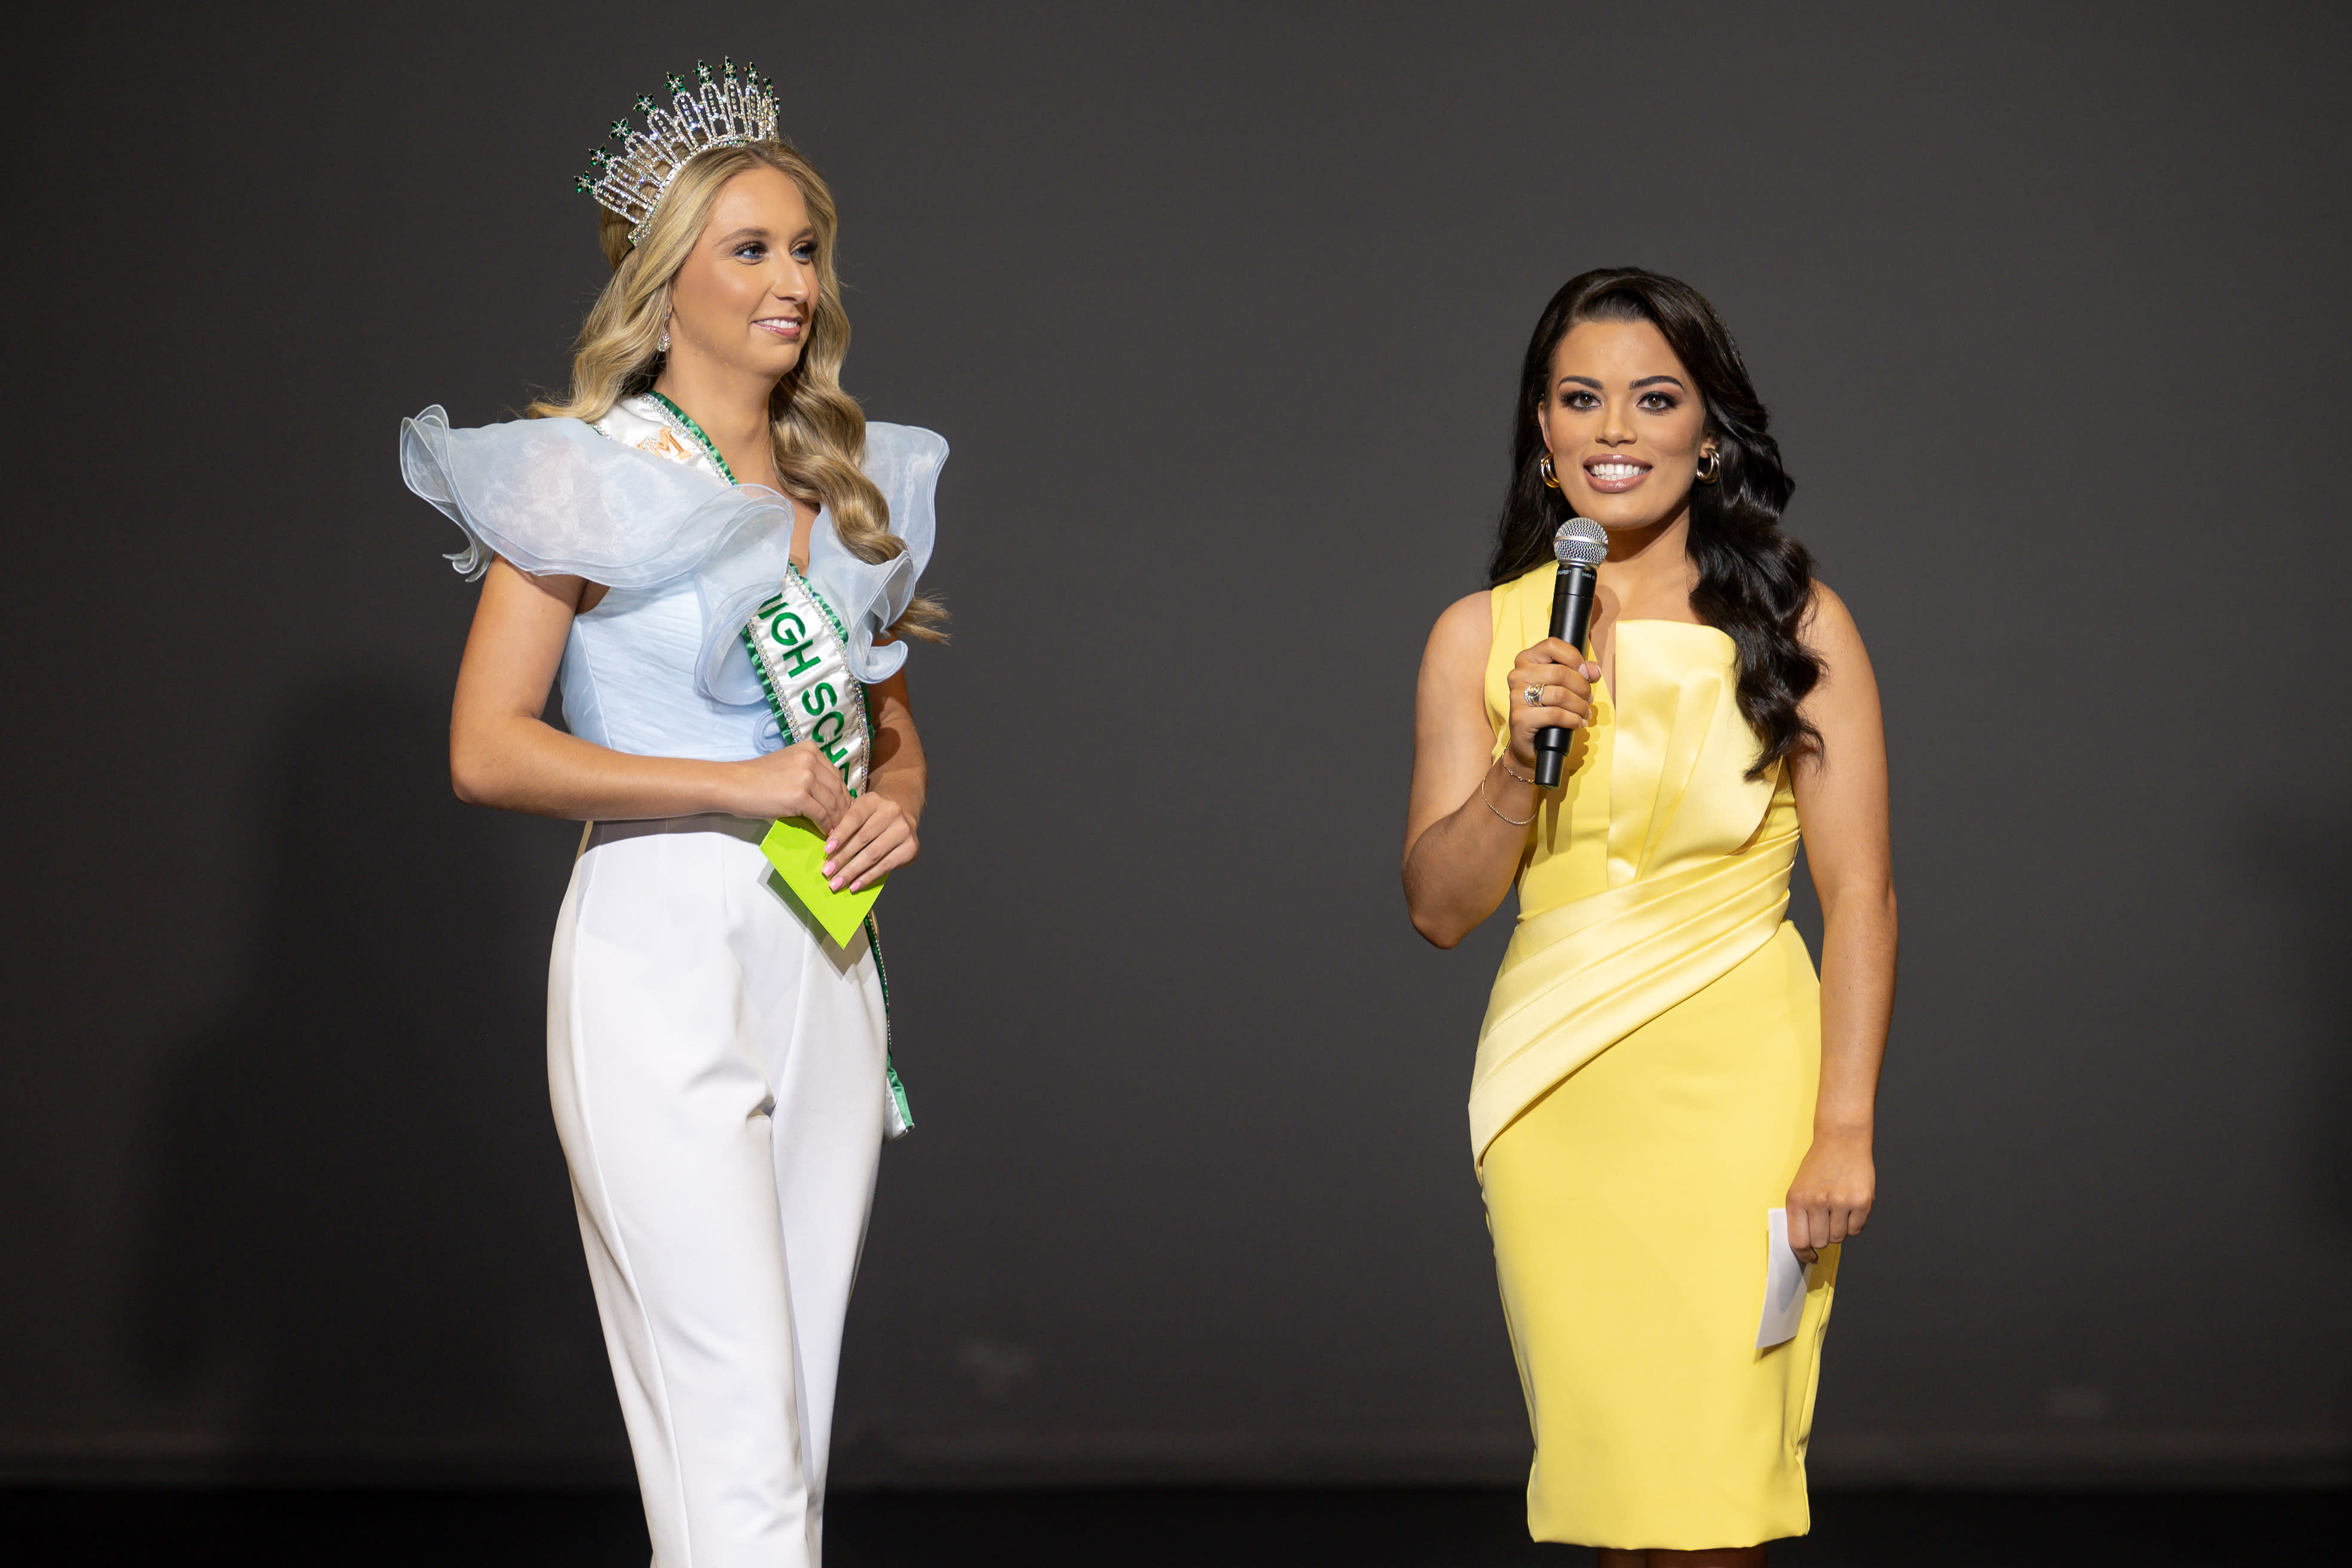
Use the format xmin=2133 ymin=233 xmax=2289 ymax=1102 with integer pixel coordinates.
xmin=1531 ymin=563 xmax=1598 ymax=789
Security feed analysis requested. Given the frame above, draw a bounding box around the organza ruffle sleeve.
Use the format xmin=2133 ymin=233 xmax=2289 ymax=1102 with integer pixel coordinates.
xmin=691 ymin=421 xmax=948 ymax=697
xmin=808 ymin=421 xmax=947 ymax=684
xmin=399 ymin=405 xmax=766 ymax=587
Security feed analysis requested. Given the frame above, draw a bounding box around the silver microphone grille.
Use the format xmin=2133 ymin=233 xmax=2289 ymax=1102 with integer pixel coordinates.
xmin=1554 ymin=517 xmax=1609 ymax=568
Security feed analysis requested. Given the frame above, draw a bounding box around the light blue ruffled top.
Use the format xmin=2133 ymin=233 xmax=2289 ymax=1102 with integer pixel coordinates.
xmin=399 ymin=395 xmax=944 ymax=763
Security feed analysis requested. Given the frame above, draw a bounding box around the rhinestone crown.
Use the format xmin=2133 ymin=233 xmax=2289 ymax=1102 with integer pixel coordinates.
xmin=578 ymin=58 xmax=780 ymax=244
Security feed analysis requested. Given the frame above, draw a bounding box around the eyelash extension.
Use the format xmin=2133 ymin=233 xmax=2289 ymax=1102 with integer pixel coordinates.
xmin=1560 ymin=391 xmax=1680 ymax=409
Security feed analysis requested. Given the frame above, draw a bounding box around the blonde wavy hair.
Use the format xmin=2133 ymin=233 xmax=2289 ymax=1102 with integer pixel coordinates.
xmin=530 ymin=140 xmax=945 ymax=642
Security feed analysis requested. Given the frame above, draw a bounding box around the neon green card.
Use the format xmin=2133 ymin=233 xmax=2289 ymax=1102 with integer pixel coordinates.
xmin=760 ymin=816 xmax=884 ymax=947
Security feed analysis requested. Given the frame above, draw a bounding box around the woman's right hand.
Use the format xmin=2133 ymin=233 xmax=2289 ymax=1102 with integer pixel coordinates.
xmin=1503 ymin=638 xmax=1600 ymax=773
xmin=728 ymin=741 xmax=853 ymax=832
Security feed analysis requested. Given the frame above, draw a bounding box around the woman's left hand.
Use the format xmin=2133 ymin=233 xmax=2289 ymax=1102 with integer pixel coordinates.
xmin=823 ymin=791 xmax=919 ymax=892
xmin=1785 ymin=1128 xmax=1875 ymax=1264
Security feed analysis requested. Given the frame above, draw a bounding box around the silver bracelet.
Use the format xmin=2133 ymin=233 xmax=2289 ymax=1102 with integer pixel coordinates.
xmin=1481 ymin=760 xmax=1536 ymax=827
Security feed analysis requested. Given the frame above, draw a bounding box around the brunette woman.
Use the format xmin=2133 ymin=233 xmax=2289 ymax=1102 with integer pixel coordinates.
xmin=1403 ymin=268 xmax=1895 ymax=1562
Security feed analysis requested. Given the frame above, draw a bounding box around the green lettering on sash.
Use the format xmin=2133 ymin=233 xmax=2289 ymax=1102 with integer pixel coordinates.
xmin=744 ymin=568 xmax=873 ymax=804
xmin=779 ymin=636 xmax=823 ymax=679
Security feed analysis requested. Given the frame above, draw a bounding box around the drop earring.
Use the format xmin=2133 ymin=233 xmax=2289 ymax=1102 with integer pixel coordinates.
xmin=657 ymin=324 xmax=671 ymax=354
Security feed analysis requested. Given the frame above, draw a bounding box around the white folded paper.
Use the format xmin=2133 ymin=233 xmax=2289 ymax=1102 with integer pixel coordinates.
xmin=1755 ymin=1207 xmax=1813 ymax=1350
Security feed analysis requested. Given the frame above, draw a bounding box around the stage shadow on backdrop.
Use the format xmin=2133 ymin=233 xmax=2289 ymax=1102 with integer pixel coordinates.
xmin=129 ymin=679 xmax=619 ymax=1478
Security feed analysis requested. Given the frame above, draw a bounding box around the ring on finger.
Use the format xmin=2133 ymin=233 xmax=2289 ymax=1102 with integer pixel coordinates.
xmin=1523 ymin=684 xmax=1542 ymax=706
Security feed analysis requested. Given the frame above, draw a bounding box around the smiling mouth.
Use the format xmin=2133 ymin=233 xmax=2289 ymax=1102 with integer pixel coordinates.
xmin=754 ymin=317 xmax=803 ymax=339
xmin=1584 ymin=459 xmax=1651 ymax=492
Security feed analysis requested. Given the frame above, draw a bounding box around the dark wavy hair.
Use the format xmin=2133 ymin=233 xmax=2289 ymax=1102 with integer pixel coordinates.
xmin=1490 ymin=267 xmax=1821 ymax=779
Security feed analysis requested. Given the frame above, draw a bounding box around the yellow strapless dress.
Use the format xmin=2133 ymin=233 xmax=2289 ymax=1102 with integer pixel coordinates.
xmin=1473 ymin=564 xmax=1838 ymax=1550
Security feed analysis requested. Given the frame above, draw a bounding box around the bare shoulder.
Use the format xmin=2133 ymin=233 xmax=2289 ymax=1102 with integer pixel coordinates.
xmin=1424 ymin=589 xmax=1495 ymax=669
xmin=1802 ymin=580 xmax=1870 ymax=666
xmin=482 ymin=556 xmax=590 ymax=615
xmin=1803 ymin=580 xmax=1859 ymax=639
xmin=1418 ymin=590 xmax=1497 ymax=712
xmin=1799 ymin=581 xmax=1882 ymax=719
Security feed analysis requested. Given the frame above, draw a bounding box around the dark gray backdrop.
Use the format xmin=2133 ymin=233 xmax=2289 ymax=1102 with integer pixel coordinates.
xmin=6 ymin=1 xmax=2346 ymax=1490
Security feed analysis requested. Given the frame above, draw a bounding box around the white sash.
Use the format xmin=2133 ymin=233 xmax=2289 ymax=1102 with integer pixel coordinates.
xmin=740 ymin=567 xmax=875 ymax=793
xmin=739 ymin=567 xmax=913 ymax=1140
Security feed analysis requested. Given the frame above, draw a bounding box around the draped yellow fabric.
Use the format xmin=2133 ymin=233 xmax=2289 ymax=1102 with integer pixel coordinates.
xmin=1469 ymin=562 xmax=1835 ymax=1549
xmin=1469 ymin=566 xmax=1800 ymax=1165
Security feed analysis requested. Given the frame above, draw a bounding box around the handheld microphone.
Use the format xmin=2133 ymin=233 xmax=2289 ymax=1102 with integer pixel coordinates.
xmin=1532 ymin=517 xmax=1609 ymax=789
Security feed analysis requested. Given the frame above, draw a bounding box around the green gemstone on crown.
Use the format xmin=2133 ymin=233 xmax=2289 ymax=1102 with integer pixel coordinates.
xmin=575 ymin=176 xmax=592 ymax=193
xmin=584 ymin=60 xmax=781 ymax=228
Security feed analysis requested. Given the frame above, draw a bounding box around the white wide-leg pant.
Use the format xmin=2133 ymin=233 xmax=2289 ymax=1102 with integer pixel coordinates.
xmin=549 ymin=815 xmax=887 ymax=1568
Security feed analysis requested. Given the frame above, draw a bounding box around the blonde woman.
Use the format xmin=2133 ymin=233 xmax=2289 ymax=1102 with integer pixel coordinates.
xmin=399 ymin=62 xmax=944 ymax=1567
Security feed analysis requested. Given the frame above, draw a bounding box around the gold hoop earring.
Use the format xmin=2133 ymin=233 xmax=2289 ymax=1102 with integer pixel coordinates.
xmin=1695 ymin=451 xmax=1721 ymax=485
xmin=1539 ymin=453 xmax=1561 ymax=489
